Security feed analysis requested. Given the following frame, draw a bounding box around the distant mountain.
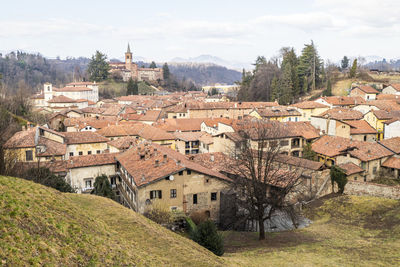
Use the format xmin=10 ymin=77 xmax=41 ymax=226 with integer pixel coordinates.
xmin=170 ymin=54 xmax=252 ymax=70
xmin=167 ymin=62 xmax=242 ymax=86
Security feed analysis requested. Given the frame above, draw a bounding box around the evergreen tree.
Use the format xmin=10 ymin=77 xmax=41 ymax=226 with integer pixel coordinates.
xmin=281 ymin=48 xmax=299 ymax=96
xmin=270 ymin=76 xmax=279 ymax=102
xmin=323 ymin=79 xmax=333 ymax=96
xmin=278 ymin=63 xmax=293 ymax=105
xmin=149 ymin=61 xmax=157 ymax=68
xmin=87 ymin=51 xmax=110 ymax=82
xmin=191 ymin=220 xmax=224 ymax=256
xmin=341 ymin=56 xmax=349 ymax=70
xmin=132 ymin=79 xmax=139 ymax=95
xmin=330 ymin=166 xmax=347 ymax=194
xmin=91 ymin=174 xmax=115 ymax=199
xmin=297 ymin=41 xmax=322 ymax=92
xmin=302 ymin=142 xmax=317 ymax=161
xmin=126 ymin=78 xmax=134 ymax=95
xmin=162 ymin=63 xmax=170 ymax=80
xmin=302 ymin=75 xmax=308 ymax=93
xmin=349 ymin=59 xmax=357 ymax=78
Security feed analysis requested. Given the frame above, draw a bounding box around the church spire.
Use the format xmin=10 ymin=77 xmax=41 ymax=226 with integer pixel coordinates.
xmin=127 ymin=43 xmax=131 ymax=53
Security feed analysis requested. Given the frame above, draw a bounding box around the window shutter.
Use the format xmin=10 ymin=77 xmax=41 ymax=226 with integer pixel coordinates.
xmin=159 ymin=190 xmax=162 ymax=199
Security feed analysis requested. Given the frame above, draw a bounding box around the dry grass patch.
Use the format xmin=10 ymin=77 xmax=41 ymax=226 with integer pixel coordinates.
xmin=223 ymin=195 xmax=400 ymax=266
xmin=0 ymin=176 xmax=227 ymax=266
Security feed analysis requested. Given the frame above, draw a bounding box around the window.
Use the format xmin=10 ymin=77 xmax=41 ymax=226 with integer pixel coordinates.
xmin=211 ymin=192 xmax=217 ymax=201
xmin=373 ymin=166 xmax=377 ymax=174
xmin=178 ymin=171 xmax=183 ymax=176
xmin=79 ymin=151 xmax=83 ymax=156
xmin=280 ymin=140 xmax=289 ymax=146
xmin=187 ymin=170 xmax=191 ymax=175
xmin=69 ymin=152 xmax=74 ymax=157
xmin=364 ymin=136 xmax=367 ymax=141
xmin=88 ymin=151 xmax=92 ymax=155
xmin=150 ymin=190 xmax=162 ymax=199
xmin=25 ymin=150 xmax=33 ymax=161
xmin=170 ymin=189 xmax=177 ymax=198
xmin=96 ymin=150 xmax=101 ymax=154
xmin=193 ymin=194 xmax=198 ymax=204
xmin=85 ymin=179 xmax=92 ymax=188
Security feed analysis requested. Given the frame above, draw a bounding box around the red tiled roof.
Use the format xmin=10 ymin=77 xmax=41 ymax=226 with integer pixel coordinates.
xmin=338 ymin=162 xmax=364 ymax=175
xmin=382 ymin=157 xmax=400 ymax=169
xmin=346 ymin=120 xmax=377 ymax=134
xmin=312 ymin=135 xmax=393 ymax=161
xmin=47 ymin=95 xmax=77 ymax=103
xmin=354 ymin=85 xmax=379 ymax=94
xmin=379 ymin=137 xmax=400 ymax=154
xmin=116 ymin=143 xmax=229 ymax=187
xmin=67 ymin=153 xmax=118 ymax=169
xmin=290 ymin=101 xmax=329 ymax=109
xmin=317 ymin=108 xmax=363 ymax=120
xmin=64 ymin=132 xmax=109 ymax=144
xmin=317 ymin=96 xmax=366 ymax=106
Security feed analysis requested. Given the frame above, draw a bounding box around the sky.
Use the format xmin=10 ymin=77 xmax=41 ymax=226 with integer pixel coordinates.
xmin=1 ymin=0 xmax=400 ymax=66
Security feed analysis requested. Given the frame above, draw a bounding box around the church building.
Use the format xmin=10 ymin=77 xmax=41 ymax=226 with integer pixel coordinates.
xmin=109 ymin=44 xmax=163 ymax=82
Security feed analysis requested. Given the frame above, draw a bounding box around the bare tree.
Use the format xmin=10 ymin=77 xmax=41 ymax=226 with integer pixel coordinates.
xmin=227 ymin=120 xmax=304 ymax=240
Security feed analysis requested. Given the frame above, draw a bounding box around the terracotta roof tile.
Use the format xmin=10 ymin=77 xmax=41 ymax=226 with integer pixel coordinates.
xmin=47 ymin=95 xmax=77 ymax=103
xmin=382 ymin=157 xmax=400 ymax=169
xmin=346 ymin=120 xmax=377 ymax=134
xmin=354 ymin=85 xmax=379 ymax=94
xmin=290 ymin=101 xmax=328 ymax=109
xmin=67 ymin=153 xmax=118 ymax=169
xmin=64 ymin=132 xmax=108 ymax=144
xmin=317 ymin=108 xmax=363 ymax=120
xmin=116 ymin=143 xmax=229 ymax=187
xmin=379 ymin=137 xmax=400 ymax=154
xmin=312 ymin=135 xmax=393 ymax=161
xmin=338 ymin=162 xmax=364 ymax=175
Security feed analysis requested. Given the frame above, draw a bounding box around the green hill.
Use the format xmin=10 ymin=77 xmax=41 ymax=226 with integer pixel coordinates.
xmin=0 ymin=176 xmax=226 ymax=266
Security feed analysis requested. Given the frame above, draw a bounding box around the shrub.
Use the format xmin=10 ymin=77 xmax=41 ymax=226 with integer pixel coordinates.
xmin=24 ymin=167 xmax=75 ymax=193
xmin=330 ymin=165 xmax=348 ymax=194
xmin=191 ymin=220 xmax=224 ymax=256
xmin=190 ymin=210 xmax=210 ymax=225
xmin=91 ymin=174 xmax=115 ymax=200
xmin=143 ymin=200 xmax=173 ymax=225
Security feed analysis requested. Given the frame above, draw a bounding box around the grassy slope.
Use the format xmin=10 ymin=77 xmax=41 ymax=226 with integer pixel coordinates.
xmin=224 ymin=195 xmax=400 ymax=266
xmin=0 ymin=176 xmax=226 ymax=266
xmin=99 ymin=80 xmax=156 ymax=97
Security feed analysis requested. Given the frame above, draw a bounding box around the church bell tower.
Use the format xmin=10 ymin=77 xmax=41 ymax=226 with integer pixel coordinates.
xmin=125 ymin=43 xmax=133 ymax=70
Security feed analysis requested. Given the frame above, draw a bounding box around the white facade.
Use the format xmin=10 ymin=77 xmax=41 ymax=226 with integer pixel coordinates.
xmin=310 ymin=116 xmax=337 ymax=136
xmin=382 ymin=86 xmax=400 ymax=95
xmin=66 ymin=164 xmax=116 ymax=193
xmin=384 ymin=120 xmax=400 ymax=139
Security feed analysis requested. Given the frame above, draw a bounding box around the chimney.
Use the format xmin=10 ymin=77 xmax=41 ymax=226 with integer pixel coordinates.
xmin=141 ymin=174 xmax=145 ymax=182
xmin=163 ymin=154 xmax=167 ymax=162
xmin=210 ymin=154 xmax=214 ymax=162
xmin=177 ymin=159 xmax=181 ymax=166
xmin=155 ymin=159 xmax=159 ymax=167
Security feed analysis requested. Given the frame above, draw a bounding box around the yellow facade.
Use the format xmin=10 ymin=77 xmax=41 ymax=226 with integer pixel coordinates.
xmin=363 ymin=111 xmax=385 ymax=140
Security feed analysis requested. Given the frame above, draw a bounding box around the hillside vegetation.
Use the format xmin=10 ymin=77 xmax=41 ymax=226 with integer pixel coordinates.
xmin=0 ymin=176 xmax=226 ymax=266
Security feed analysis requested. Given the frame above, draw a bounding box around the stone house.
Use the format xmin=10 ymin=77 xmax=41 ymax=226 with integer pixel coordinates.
xmin=115 ymin=143 xmax=231 ymax=221
xmin=349 ymin=85 xmax=379 ymax=100
xmin=312 ymin=135 xmax=393 ymax=180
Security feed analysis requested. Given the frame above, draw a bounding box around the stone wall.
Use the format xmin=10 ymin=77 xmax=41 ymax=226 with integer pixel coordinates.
xmin=344 ymin=181 xmax=400 ymax=199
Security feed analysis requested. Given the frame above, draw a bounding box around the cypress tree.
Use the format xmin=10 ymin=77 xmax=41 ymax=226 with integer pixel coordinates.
xmin=126 ymin=78 xmax=134 ymax=95
xmin=349 ymin=59 xmax=357 ymax=78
